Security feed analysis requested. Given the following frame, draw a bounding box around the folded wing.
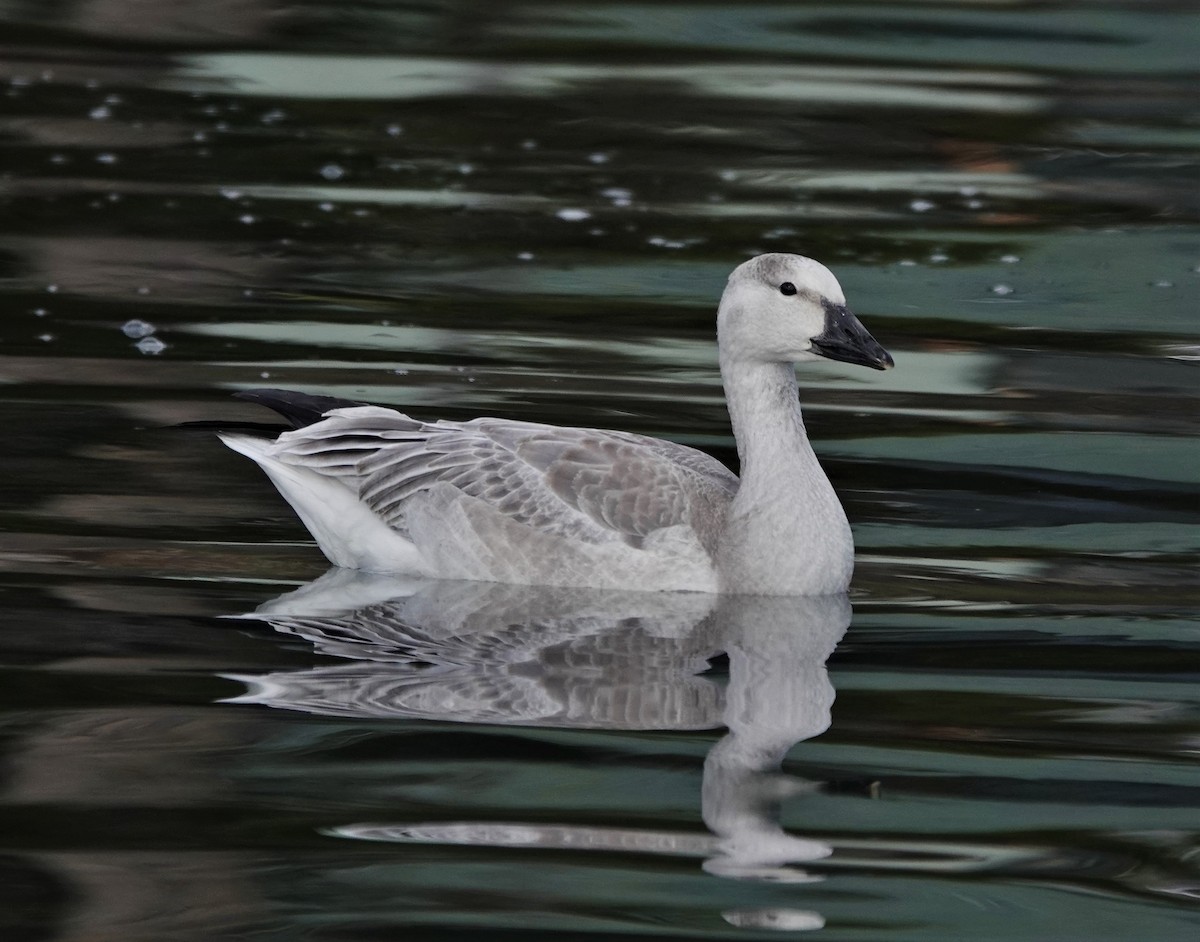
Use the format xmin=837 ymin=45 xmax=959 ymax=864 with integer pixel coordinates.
xmin=266 ymin=405 xmax=738 ymax=553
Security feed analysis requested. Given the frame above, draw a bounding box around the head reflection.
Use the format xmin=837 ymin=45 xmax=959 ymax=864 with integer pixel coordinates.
xmin=225 ymin=570 xmax=850 ymax=927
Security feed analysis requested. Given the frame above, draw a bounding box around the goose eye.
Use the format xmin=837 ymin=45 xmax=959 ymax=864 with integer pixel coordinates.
xmin=779 ymin=282 xmax=797 ymax=296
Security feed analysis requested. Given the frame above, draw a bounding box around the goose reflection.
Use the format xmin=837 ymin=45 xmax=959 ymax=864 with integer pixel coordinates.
xmin=225 ymin=570 xmax=850 ymax=927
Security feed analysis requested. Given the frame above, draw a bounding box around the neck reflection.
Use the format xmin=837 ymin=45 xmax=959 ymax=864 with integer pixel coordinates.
xmin=225 ymin=570 xmax=851 ymax=929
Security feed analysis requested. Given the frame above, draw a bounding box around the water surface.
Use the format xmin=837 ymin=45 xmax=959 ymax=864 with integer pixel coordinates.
xmin=1 ymin=2 xmax=1197 ymax=940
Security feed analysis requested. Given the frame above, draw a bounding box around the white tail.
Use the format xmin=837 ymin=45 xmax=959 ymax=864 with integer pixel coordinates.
xmin=219 ymin=433 xmax=427 ymax=573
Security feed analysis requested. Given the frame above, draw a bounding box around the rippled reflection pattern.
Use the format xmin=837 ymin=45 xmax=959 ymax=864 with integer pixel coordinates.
xmin=231 ymin=572 xmax=848 ymax=926
xmin=1 ymin=0 xmax=1198 ymax=939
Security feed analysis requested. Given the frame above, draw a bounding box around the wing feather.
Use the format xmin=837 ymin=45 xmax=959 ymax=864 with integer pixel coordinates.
xmin=267 ymin=407 xmax=738 ymax=553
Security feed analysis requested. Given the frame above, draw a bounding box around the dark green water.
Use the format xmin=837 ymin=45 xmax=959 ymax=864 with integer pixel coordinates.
xmin=1 ymin=2 xmax=1197 ymax=940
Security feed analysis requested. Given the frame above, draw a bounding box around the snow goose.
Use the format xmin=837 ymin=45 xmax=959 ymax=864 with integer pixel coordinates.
xmin=219 ymin=253 xmax=892 ymax=594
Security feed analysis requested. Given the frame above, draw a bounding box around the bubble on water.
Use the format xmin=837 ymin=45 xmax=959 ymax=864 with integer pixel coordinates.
xmin=89 ymin=105 xmax=111 ymax=120
xmin=929 ymin=252 xmax=949 ymax=263
xmin=959 ymin=186 xmax=980 ymax=197
xmin=909 ymin=199 xmax=935 ymax=213
xmin=219 ymin=187 xmax=242 ymax=201
xmin=898 ymin=259 xmax=918 ymax=267
xmin=991 ymin=283 xmax=1014 ymax=295
xmin=385 ymin=124 xmax=403 ymax=137
xmin=588 ymin=152 xmax=610 ymax=164
xmin=193 ymin=131 xmax=208 ymax=143
xmin=718 ymin=169 xmax=738 ymax=182
xmin=122 ymin=318 xmax=156 ymax=339
xmin=260 ymin=371 xmax=271 ymax=379
xmin=239 ymin=214 xmax=257 ymax=224
xmin=38 ymin=333 xmax=55 ymax=342
xmin=517 ymin=252 xmax=535 ymax=261
xmin=46 ymin=284 xmax=59 ymax=293
xmin=1000 ymin=254 xmax=1021 ymax=264
xmin=32 ymin=308 xmax=48 ymax=317
xmin=658 ymin=235 xmax=704 ymax=250
xmin=318 ymin=201 xmax=334 ymax=212
xmin=135 ymin=336 xmax=167 ymax=355
xmin=556 ymin=208 xmax=591 ymax=222
xmin=601 ymin=187 xmax=632 ymax=207
xmin=260 ymin=108 xmax=286 ymax=125
xmin=49 ymin=153 xmax=67 ymax=164
xmin=95 ymin=153 xmax=117 ymax=164
xmin=1151 ymin=280 xmax=1174 ymax=288
xmin=965 ymin=199 xmax=984 ymax=210
xmin=457 ymin=163 xmax=474 ymax=175
xmin=319 ymin=163 xmax=345 ymax=181
xmin=84 ymin=78 xmax=100 ymax=89
xmin=520 ymin=139 xmax=538 ymax=150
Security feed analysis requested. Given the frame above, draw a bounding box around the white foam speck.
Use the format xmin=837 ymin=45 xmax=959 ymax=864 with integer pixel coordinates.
xmin=122 ymin=319 xmax=156 ymax=339
xmin=136 ymin=336 xmax=167 ymax=355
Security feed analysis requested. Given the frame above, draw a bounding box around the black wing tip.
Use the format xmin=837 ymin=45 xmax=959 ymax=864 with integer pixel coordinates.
xmin=234 ymin=388 xmax=368 ymax=429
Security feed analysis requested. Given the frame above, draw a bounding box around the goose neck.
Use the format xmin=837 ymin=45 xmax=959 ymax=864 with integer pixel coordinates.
xmin=719 ymin=357 xmax=812 ymax=475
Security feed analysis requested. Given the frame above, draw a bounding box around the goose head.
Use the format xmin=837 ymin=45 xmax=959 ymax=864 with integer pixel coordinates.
xmin=717 ymin=254 xmax=893 ymax=371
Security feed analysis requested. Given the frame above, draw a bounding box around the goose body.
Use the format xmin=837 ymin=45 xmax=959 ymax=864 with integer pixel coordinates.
xmin=220 ymin=254 xmax=892 ymax=595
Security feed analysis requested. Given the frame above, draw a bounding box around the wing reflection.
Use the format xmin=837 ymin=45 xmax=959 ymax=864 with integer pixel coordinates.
xmin=225 ymin=569 xmax=850 ymax=915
